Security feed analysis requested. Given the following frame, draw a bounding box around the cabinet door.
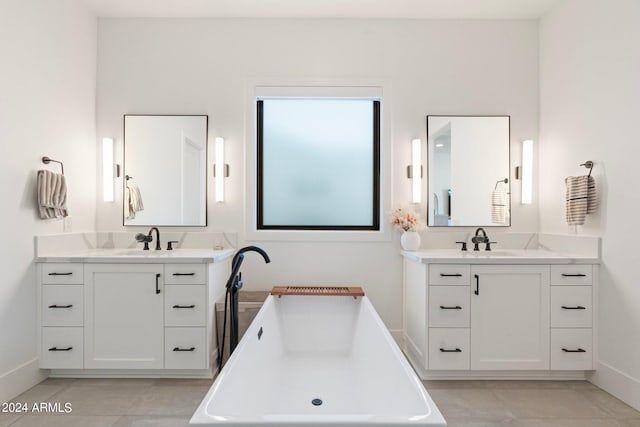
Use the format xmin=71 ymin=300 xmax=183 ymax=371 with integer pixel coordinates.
xmin=470 ymin=265 xmax=550 ymax=370
xmin=84 ymin=264 xmax=164 ymax=369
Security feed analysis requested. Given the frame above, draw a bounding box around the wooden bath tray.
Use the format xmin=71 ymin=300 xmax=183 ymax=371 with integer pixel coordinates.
xmin=270 ymin=286 xmax=365 ymax=298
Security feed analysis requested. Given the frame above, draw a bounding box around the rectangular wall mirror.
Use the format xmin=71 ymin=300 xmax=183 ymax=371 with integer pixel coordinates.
xmin=123 ymin=114 xmax=208 ymax=226
xmin=427 ymin=115 xmax=510 ymax=227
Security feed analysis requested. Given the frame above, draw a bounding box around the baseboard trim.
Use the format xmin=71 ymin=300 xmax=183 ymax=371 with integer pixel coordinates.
xmin=48 ymin=368 xmax=214 ymax=379
xmin=389 ymin=329 xmax=402 ymax=347
xmin=423 ymin=370 xmax=589 ymax=381
xmin=589 ymin=361 xmax=640 ymax=411
xmin=0 ymin=358 xmax=48 ymax=402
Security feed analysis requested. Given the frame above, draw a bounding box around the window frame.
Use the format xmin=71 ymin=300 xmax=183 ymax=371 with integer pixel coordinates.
xmin=255 ymin=98 xmax=381 ymax=231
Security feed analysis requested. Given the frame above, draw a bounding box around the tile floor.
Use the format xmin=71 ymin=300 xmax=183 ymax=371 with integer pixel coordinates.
xmin=1 ymin=378 xmax=639 ymax=426
xmin=424 ymin=380 xmax=640 ymax=426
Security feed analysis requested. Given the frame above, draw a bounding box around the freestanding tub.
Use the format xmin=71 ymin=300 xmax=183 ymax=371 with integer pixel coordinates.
xmin=191 ymin=287 xmax=446 ymax=426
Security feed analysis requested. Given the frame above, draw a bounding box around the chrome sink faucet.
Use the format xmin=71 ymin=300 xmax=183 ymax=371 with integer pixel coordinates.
xmin=135 ymin=227 xmax=161 ymax=251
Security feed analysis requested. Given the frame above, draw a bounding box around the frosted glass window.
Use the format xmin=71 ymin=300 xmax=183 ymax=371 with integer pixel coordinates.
xmin=257 ymin=98 xmax=380 ymax=230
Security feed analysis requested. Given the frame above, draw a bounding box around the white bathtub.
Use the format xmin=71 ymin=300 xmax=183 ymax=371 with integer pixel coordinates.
xmin=191 ymin=292 xmax=446 ymax=426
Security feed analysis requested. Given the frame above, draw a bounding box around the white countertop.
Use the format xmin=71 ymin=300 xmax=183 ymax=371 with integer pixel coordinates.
xmin=401 ymin=249 xmax=599 ymax=265
xmin=35 ymin=248 xmax=234 ymax=264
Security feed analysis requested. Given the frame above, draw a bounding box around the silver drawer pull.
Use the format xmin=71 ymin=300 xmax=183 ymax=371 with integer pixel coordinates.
xmin=172 ymin=304 xmax=195 ymax=309
xmin=48 ymin=304 xmax=73 ymax=309
xmin=173 ymin=347 xmax=196 ymax=352
xmin=439 ymin=348 xmax=462 ymax=353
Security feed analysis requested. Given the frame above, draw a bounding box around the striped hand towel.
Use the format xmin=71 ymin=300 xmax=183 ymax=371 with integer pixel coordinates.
xmin=586 ymin=176 xmax=597 ymax=214
xmin=565 ymin=175 xmax=596 ymax=225
xmin=491 ymin=189 xmax=509 ymax=224
xmin=37 ymin=170 xmax=68 ymax=219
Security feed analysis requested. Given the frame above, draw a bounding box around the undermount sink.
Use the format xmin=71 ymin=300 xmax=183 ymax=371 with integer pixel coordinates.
xmin=468 ymin=249 xmax=521 ymax=257
xmin=402 ymin=245 xmax=598 ymax=265
xmin=462 ymin=249 xmax=563 ymax=258
xmin=405 ymin=248 xmax=560 ymax=259
xmin=107 ymin=249 xmax=168 ymax=256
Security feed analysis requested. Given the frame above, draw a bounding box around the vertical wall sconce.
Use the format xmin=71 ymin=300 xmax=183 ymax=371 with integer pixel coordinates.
xmin=214 ymin=137 xmax=229 ymax=203
xmin=407 ymin=138 xmax=422 ymax=204
xmin=521 ymin=139 xmax=533 ymax=204
xmin=102 ymin=137 xmax=114 ymax=202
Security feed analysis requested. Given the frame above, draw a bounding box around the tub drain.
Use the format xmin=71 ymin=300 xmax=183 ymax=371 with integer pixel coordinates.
xmin=311 ymin=398 xmax=323 ymax=406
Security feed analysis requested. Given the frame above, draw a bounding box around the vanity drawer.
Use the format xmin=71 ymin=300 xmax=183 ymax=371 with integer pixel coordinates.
xmin=550 ymin=286 xmax=592 ymax=328
xmin=41 ymin=327 xmax=84 ymax=369
xmin=550 ymin=328 xmax=593 ymax=370
xmin=428 ymin=328 xmax=470 ymax=370
xmin=429 ymin=264 xmax=470 ymax=286
xmin=41 ymin=263 xmax=83 ymax=284
xmin=164 ymin=264 xmax=206 ymax=285
xmin=42 ymin=285 xmax=83 ymax=327
xmin=165 ymin=285 xmax=206 ymax=327
xmin=429 ymin=286 xmax=470 ymax=327
xmin=551 ymin=265 xmax=592 ymax=286
xmin=165 ymin=327 xmax=207 ymax=369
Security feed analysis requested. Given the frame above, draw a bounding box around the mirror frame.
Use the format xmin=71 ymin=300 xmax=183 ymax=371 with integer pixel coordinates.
xmin=123 ymin=114 xmax=208 ymax=227
xmin=426 ymin=115 xmax=511 ymax=228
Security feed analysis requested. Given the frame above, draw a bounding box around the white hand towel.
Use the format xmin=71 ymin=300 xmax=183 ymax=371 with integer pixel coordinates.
xmin=125 ymin=183 xmax=144 ymax=219
xmin=37 ymin=170 xmax=68 ymax=219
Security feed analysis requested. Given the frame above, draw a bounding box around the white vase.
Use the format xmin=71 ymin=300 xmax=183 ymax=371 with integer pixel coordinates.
xmin=401 ymin=231 xmax=421 ymax=251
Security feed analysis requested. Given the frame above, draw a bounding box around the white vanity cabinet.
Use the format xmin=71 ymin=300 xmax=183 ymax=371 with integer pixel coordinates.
xmin=403 ymin=255 xmax=597 ymax=379
xmin=37 ymin=253 xmax=231 ymax=378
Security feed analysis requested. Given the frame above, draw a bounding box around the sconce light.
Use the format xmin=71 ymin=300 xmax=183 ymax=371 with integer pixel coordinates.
xmin=521 ymin=139 xmax=533 ymax=204
xmin=102 ymin=137 xmax=114 ymax=202
xmin=214 ymin=137 xmax=229 ymax=203
xmin=406 ymin=138 xmax=422 ymax=204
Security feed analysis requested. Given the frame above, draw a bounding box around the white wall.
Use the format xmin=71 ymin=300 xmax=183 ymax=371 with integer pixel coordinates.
xmin=0 ymin=0 xmax=96 ymax=401
xmin=539 ymin=0 xmax=640 ymax=409
xmin=96 ymin=18 xmax=539 ymax=335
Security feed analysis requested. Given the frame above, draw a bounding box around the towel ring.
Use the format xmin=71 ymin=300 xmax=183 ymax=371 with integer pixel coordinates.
xmin=580 ymin=161 xmax=594 ymax=178
xmin=42 ymin=156 xmax=64 ymax=175
xmin=125 ymin=175 xmax=133 ymax=181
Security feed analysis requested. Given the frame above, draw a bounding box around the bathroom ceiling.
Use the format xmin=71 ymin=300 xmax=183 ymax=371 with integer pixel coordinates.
xmin=83 ymin=0 xmax=562 ymax=19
